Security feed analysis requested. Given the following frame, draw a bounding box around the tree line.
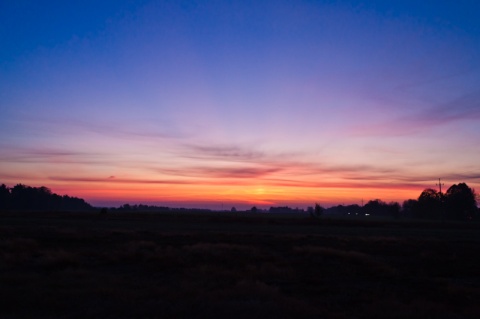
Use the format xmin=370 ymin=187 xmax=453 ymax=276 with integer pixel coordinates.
xmin=0 ymin=184 xmax=93 ymax=212
xmin=322 ymin=182 xmax=478 ymax=221
xmin=0 ymin=182 xmax=477 ymax=220
xmin=402 ymin=183 xmax=477 ymax=220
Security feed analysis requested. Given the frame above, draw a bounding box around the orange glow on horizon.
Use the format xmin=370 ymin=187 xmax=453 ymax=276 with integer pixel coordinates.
xmin=2 ymin=155 xmax=476 ymax=209
xmin=43 ymin=178 xmax=426 ymax=209
xmin=2 ymin=1 xmax=480 ymax=213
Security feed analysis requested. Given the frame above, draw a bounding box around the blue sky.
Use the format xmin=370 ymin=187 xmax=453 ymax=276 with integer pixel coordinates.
xmin=1 ymin=0 xmax=480 ymax=208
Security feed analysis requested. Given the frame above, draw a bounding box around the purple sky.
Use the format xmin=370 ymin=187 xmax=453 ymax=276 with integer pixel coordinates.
xmin=1 ymin=0 xmax=479 ymax=208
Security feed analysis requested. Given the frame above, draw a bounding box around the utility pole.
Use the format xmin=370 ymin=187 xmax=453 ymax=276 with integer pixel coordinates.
xmin=436 ymin=178 xmax=444 ymax=194
xmin=436 ymin=178 xmax=445 ymax=222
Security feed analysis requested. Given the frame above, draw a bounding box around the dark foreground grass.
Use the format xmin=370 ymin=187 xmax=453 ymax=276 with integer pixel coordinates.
xmin=1 ymin=211 xmax=480 ymax=318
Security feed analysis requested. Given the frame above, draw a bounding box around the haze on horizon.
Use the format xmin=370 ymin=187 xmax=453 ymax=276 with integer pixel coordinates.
xmin=1 ymin=0 xmax=480 ymax=210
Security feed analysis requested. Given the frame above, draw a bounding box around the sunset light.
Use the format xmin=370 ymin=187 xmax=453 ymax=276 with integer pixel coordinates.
xmin=1 ymin=0 xmax=479 ymax=209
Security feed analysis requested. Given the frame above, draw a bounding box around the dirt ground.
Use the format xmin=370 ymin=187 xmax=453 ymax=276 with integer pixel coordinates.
xmin=1 ymin=211 xmax=479 ymax=318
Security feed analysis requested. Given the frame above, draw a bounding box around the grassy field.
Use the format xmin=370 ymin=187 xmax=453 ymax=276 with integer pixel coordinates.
xmin=1 ymin=211 xmax=479 ymax=318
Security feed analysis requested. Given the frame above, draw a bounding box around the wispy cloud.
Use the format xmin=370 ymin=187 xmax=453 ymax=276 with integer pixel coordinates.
xmin=181 ymin=144 xmax=267 ymax=162
xmin=80 ymin=120 xmax=188 ymax=140
xmin=0 ymin=146 xmax=108 ymax=165
xmin=263 ymin=178 xmax=424 ymax=190
xmin=415 ymin=90 xmax=480 ymax=125
xmin=157 ymin=166 xmax=283 ymax=179
xmin=435 ymin=172 xmax=480 ymax=183
xmin=155 ymin=149 xmax=423 ymax=186
xmin=48 ymin=176 xmax=194 ymax=185
xmin=15 ymin=116 xmax=188 ymax=141
xmin=348 ymin=90 xmax=480 ymax=136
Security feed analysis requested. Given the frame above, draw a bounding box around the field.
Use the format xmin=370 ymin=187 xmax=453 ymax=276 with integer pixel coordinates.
xmin=1 ymin=211 xmax=480 ymax=318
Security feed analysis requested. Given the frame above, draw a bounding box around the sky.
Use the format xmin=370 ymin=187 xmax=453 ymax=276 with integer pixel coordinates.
xmin=1 ymin=0 xmax=480 ymax=209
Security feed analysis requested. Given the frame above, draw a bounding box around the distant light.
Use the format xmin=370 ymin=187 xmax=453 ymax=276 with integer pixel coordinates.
xmin=365 ymin=213 xmax=370 ymax=216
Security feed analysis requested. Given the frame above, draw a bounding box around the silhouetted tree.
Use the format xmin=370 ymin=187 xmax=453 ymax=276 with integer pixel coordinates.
xmin=416 ymin=188 xmax=443 ymax=219
xmin=389 ymin=201 xmax=401 ymax=219
xmin=4 ymin=183 xmax=92 ymax=211
xmin=120 ymin=204 xmax=132 ymax=211
xmin=231 ymin=207 xmax=237 ymax=212
xmin=402 ymin=199 xmax=418 ymax=218
xmin=0 ymin=184 xmax=10 ymax=210
xmin=444 ymin=183 xmax=477 ymax=220
xmin=250 ymin=206 xmax=258 ymax=213
xmin=10 ymin=184 xmax=30 ymax=210
xmin=307 ymin=206 xmax=314 ymax=216
xmin=362 ymin=200 xmax=401 ymax=218
xmin=363 ymin=199 xmax=384 ymax=216
xmin=313 ymin=203 xmax=324 ymax=218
